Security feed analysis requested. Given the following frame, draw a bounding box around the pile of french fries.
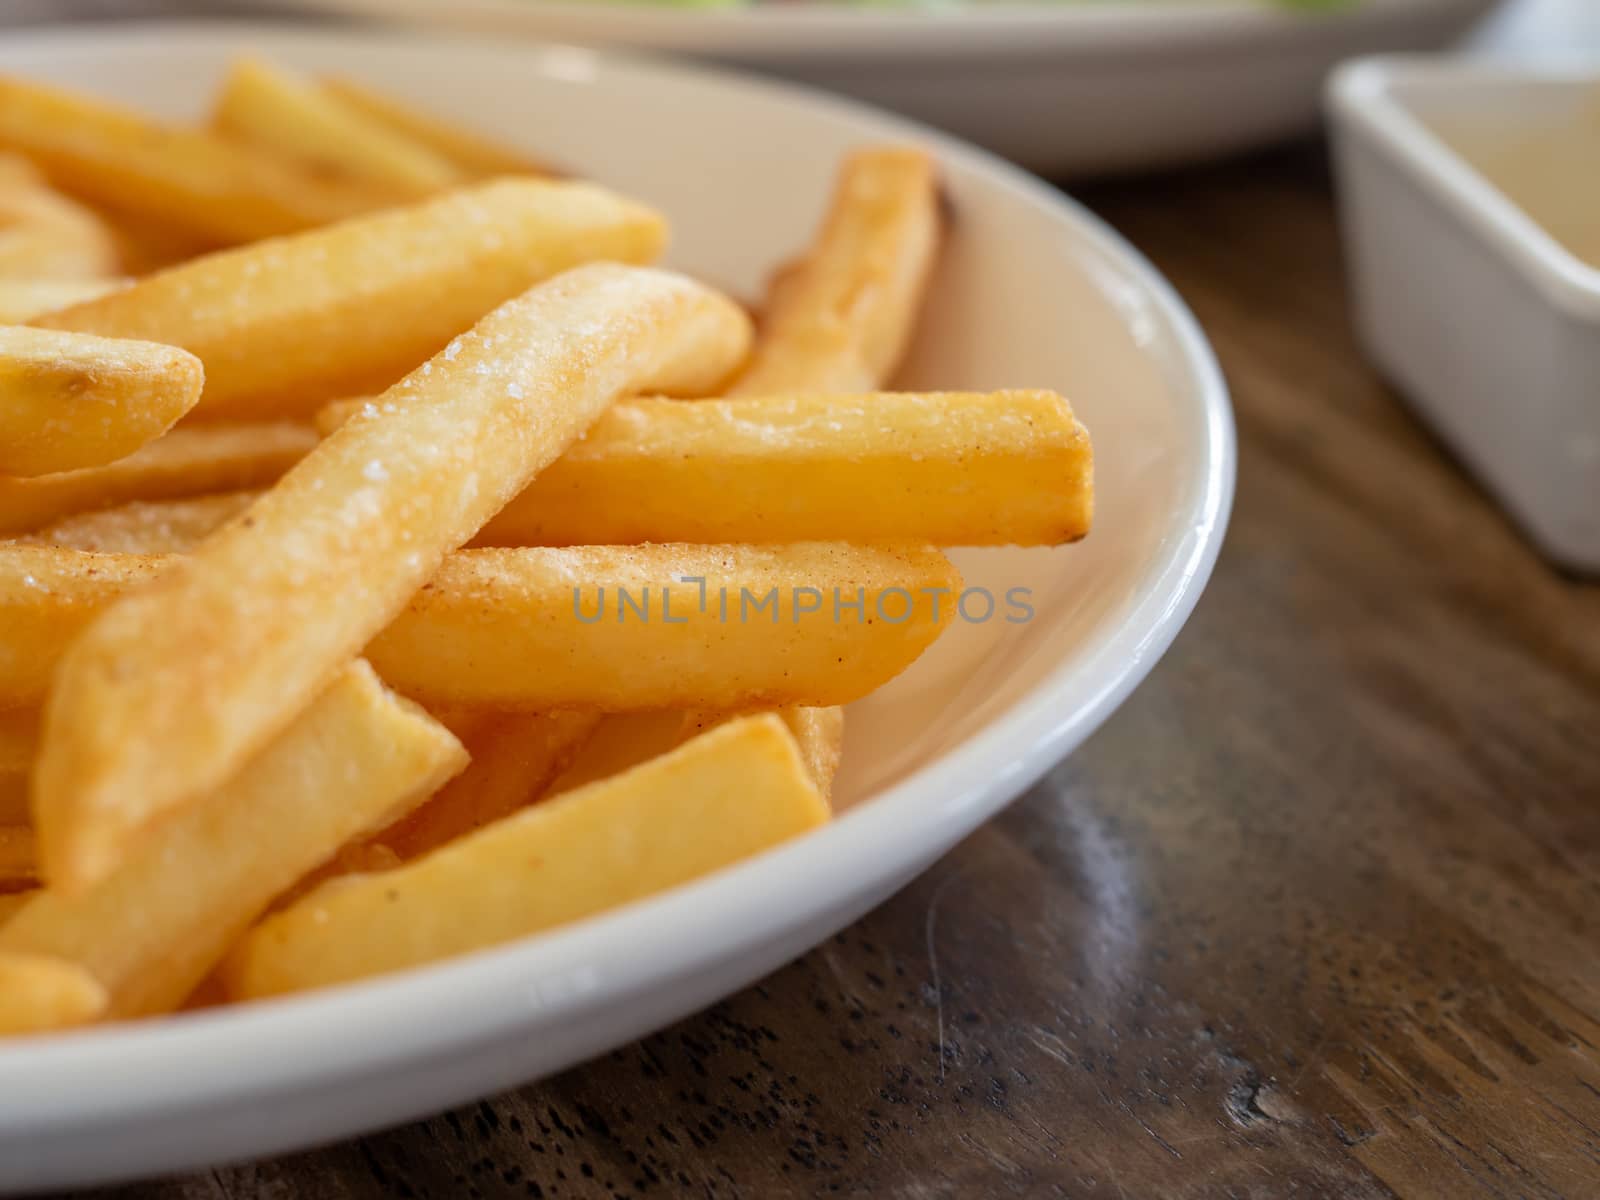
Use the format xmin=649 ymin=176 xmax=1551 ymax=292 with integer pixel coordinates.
xmin=0 ymin=59 xmax=1093 ymax=1035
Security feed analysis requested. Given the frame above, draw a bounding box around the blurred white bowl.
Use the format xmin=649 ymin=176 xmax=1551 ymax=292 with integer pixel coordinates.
xmin=267 ymin=0 xmax=1502 ymax=172
xmin=0 ymin=23 xmax=1232 ymax=1191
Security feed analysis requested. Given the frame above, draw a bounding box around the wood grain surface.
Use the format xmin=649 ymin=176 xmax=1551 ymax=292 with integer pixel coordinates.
xmin=9 ymin=10 xmax=1600 ymax=1199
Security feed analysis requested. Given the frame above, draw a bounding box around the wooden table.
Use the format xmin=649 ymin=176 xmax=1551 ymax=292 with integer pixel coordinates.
xmin=12 ymin=10 xmax=1600 ymax=1198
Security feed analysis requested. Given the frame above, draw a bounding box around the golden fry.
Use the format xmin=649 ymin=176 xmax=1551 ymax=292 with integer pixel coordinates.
xmin=0 ymin=423 xmax=315 ymax=536
xmin=0 ymin=74 xmax=389 ymax=244
xmin=213 ymin=59 xmax=463 ymax=197
xmin=377 ymin=711 xmax=600 ymax=861
xmin=0 ymin=951 xmax=105 ymax=1035
xmin=680 ymin=705 xmax=846 ymax=802
xmin=366 ymin=543 xmax=958 ymax=711
xmin=2 ymin=662 xmax=465 ymax=1018
xmin=469 ymin=391 xmax=1092 ymax=548
xmin=36 ymin=178 xmax=669 ymax=421
xmin=25 ymin=490 xmax=258 ymax=554
xmin=35 ymin=264 xmax=750 ymax=889
xmin=0 ymin=278 xmax=126 ymax=324
xmin=223 ymin=714 xmax=827 ymax=999
xmin=0 ymin=327 xmax=204 ymax=477
xmin=0 ymin=541 xmax=952 ymax=711
xmin=731 ymin=148 xmax=940 ymax=395
xmin=321 ymin=77 xmax=548 ymax=178
xmin=0 ymin=175 xmax=120 ymax=280
xmin=543 ymin=710 xmax=698 ymax=798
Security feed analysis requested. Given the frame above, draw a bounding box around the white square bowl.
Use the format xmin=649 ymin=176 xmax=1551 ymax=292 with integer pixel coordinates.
xmin=1328 ymin=56 xmax=1600 ymax=573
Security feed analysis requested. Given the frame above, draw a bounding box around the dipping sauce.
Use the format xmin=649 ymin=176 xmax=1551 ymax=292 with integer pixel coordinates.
xmin=1425 ymin=91 xmax=1600 ymax=269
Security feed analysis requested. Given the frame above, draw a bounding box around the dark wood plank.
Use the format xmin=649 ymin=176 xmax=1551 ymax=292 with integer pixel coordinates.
xmin=63 ymin=143 xmax=1600 ymax=1200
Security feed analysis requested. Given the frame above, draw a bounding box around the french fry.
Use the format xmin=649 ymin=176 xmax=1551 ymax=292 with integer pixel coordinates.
xmin=36 ymin=178 xmax=670 ymax=421
xmin=0 ymin=278 xmax=126 ymax=324
xmin=730 ymin=148 xmax=940 ymax=395
xmin=367 ymin=543 xmax=956 ymax=710
xmin=223 ymin=714 xmax=827 ymax=999
xmin=543 ymin=710 xmax=697 ymax=798
xmin=0 ymin=951 xmax=105 ymax=1034
xmin=0 ymin=176 xmax=120 ymax=280
xmin=321 ymin=77 xmax=548 ymax=179
xmin=0 ymin=74 xmax=391 ymax=244
xmin=321 ymin=391 xmax=1092 ymax=548
xmin=377 ymin=711 xmax=601 ymax=861
xmin=680 ymin=705 xmax=846 ymax=803
xmin=478 ymin=391 xmax=1091 ymax=547
xmin=24 ymin=489 xmax=258 ymax=554
xmin=213 ymin=59 xmax=463 ymax=197
xmin=1 ymin=662 xmax=465 ymax=1018
xmin=35 ymin=264 xmax=751 ymax=889
xmin=0 ymin=327 xmax=204 ymax=477
xmin=0 ymin=423 xmax=315 ymax=536
xmin=0 ymin=548 xmax=167 ymax=708
xmin=0 ymin=826 xmax=34 ymax=886
xmin=0 ymin=541 xmax=952 ymax=711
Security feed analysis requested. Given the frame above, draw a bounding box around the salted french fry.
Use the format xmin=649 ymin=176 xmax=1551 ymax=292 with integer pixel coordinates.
xmin=0 ymin=541 xmax=951 ymax=711
xmin=0 ymin=327 xmax=204 ymax=477
xmin=0 ymin=177 xmax=120 ymax=280
xmin=24 ymin=489 xmax=258 ymax=554
xmin=224 ymin=714 xmax=827 ymax=999
xmin=377 ymin=711 xmax=601 ymax=861
xmin=0 ymin=548 xmax=168 ymax=707
xmin=367 ymin=543 xmax=957 ymax=711
xmin=730 ymin=148 xmax=940 ymax=395
xmin=0 ymin=826 xmax=34 ymax=886
xmin=1 ymin=662 xmax=465 ymax=1018
xmin=0 ymin=278 xmax=126 ymax=324
xmin=476 ymin=391 xmax=1091 ymax=547
xmin=213 ymin=59 xmax=463 ymax=197
xmin=0 ymin=74 xmax=391 ymax=244
xmin=0 ymin=951 xmax=105 ymax=1034
xmin=36 ymin=178 xmax=669 ymax=421
xmin=321 ymin=77 xmax=548 ymax=178
xmin=0 ymin=423 xmax=315 ymax=536
xmin=36 ymin=264 xmax=750 ymax=889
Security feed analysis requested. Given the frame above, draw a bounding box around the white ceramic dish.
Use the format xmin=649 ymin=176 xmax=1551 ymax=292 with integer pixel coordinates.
xmin=1329 ymin=57 xmax=1600 ymax=573
xmin=264 ymin=0 xmax=1501 ymax=173
xmin=0 ymin=23 xmax=1233 ymax=1191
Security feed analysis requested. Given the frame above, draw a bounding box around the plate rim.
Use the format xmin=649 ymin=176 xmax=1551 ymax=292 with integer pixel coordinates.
xmin=0 ymin=17 xmax=1235 ymax=1147
xmin=256 ymin=0 xmax=1500 ymax=59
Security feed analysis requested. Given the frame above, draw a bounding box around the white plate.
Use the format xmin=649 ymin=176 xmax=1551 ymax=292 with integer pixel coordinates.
xmin=0 ymin=24 xmax=1233 ymax=1192
xmin=265 ymin=0 xmax=1501 ymax=171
